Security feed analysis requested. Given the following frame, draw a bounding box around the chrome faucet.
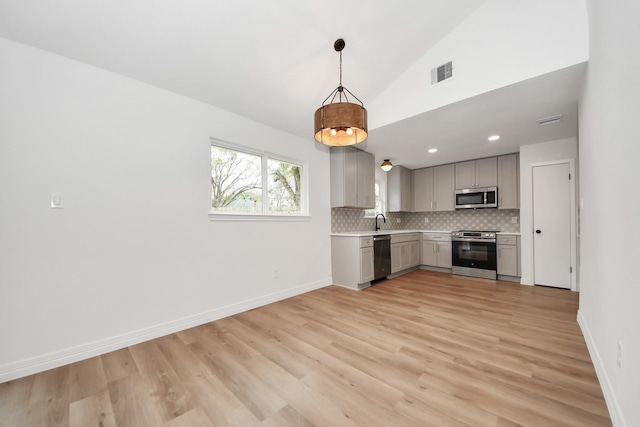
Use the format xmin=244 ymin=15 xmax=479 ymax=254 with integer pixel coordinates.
xmin=375 ymin=213 xmax=386 ymax=231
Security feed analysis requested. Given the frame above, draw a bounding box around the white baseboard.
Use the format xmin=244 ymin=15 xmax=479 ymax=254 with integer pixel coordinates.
xmin=0 ymin=277 xmax=332 ymax=383
xmin=577 ymin=310 xmax=625 ymax=427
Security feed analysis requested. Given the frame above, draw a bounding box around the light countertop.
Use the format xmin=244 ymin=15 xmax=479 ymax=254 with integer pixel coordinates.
xmin=331 ymin=229 xmax=450 ymax=237
xmin=331 ymin=230 xmax=521 ymax=237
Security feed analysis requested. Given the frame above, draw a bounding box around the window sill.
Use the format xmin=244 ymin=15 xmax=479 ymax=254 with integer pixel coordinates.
xmin=209 ymin=213 xmax=311 ymax=222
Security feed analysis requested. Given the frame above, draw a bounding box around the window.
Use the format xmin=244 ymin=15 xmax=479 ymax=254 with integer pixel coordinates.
xmin=365 ymin=180 xmax=386 ymax=218
xmin=210 ymin=141 xmax=306 ymax=217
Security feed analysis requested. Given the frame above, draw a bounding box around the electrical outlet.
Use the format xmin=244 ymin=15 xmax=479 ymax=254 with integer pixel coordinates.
xmin=50 ymin=192 xmax=64 ymax=209
xmin=618 ymin=342 xmax=623 ymax=368
xmin=511 ymin=216 xmax=518 ymax=224
xmin=424 ymin=217 xmax=429 ymax=224
xmin=273 ymin=268 xmax=279 ymax=279
xmin=396 ymin=218 xmax=401 ymax=224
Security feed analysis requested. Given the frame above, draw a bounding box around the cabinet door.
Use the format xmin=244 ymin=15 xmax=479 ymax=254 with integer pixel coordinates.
xmin=330 ymin=147 xmax=358 ymax=207
xmin=497 ymin=245 xmax=518 ymax=276
xmin=388 ymin=166 xmax=412 ymax=212
xmin=421 ymin=241 xmax=438 ymax=266
xmin=400 ymin=167 xmax=413 ymax=211
xmin=498 ymin=154 xmax=519 ymax=209
xmin=360 ymin=246 xmax=375 ymax=283
xmin=400 ymin=243 xmax=412 ymax=270
xmin=391 ymin=243 xmax=403 ymax=274
xmin=357 ymin=150 xmax=375 ymax=208
xmin=412 ymin=168 xmax=434 ymax=212
xmin=410 ymin=241 xmax=421 ymax=267
xmin=475 ymin=157 xmax=498 ymax=187
xmin=455 ymin=161 xmax=476 ymax=189
xmin=437 ymin=242 xmax=452 ymax=268
xmin=433 ymin=164 xmax=455 ymax=211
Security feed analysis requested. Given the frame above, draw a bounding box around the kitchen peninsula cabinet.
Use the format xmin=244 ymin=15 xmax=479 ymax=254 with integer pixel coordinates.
xmin=497 ymin=234 xmax=520 ymax=280
xmin=422 ymin=233 xmax=452 ymax=269
xmin=330 ymin=147 xmax=375 ymax=209
xmin=455 ymin=157 xmax=497 ymax=189
xmin=391 ymin=233 xmax=420 ymax=274
xmin=331 ymin=235 xmax=374 ymax=290
xmin=497 ymin=154 xmax=519 ymax=209
xmin=388 ymin=165 xmax=412 ymax=212
xmin=412 ymin=164 xmax=455 ymax=212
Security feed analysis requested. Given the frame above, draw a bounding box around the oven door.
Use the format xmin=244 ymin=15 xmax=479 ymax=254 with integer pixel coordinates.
xmin=452 ymin=239 xmax=497 ymax=271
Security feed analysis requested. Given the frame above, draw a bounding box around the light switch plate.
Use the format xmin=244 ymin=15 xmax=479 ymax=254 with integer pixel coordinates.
xmin=50 ymin=192 xmax=64 ymax=209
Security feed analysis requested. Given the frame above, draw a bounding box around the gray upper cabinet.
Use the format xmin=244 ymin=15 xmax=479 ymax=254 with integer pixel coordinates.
xmin=497 ymin=153 xmax=519 ymax=209
xmin=330 ymin=147 xmax=375 ymax=209
xmin=388 ymin=165 xmax=412 ymax=212
xmin=412 ymin=167 xmax=434 ymax=212
xmin=412 ymin=164 xmax=454 ymax=212
xmin=455 ymin=157 xmax=497 ymax=189
xmin=433 ymin=164 xmax=455 ymax=211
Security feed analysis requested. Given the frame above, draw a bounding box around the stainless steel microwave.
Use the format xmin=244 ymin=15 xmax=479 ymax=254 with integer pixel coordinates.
xmin=455 ymin=187 xmax=498 ymax=209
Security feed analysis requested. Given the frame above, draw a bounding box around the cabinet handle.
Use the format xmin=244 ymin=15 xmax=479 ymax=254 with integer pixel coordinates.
xmin=430 ymin=201 xmax=433 ymax=209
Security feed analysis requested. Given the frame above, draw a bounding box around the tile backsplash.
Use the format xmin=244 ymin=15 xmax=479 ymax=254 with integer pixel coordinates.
xmin=332 ymin=208 xmax=520 ymax=233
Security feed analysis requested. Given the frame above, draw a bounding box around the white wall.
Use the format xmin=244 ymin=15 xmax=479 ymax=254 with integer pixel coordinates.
xmin=578 ymin=1 xmax=640 ymax=426
xmin=0 ymin=38 xmax=332 ymax=381
xmin=519 ymin=138 xmax=578 ymax=287
xmin=368 ymin=0 xmax=589 ymax=129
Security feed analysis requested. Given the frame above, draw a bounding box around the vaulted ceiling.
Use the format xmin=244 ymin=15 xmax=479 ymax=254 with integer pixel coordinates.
xmin=0 ymin=0 xmax=586 ymax=169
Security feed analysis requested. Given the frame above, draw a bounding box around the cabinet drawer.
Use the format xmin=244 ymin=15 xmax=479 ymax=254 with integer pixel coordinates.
xmin=497 ymin=235 xmax=517 ymax=245
xmin=391 ymin=233 xmax=419 ymax=244
xmin=422 ymin=233 xmax=451 ymax=242
xmin=360 ymin=236 xmax=374 ymax=248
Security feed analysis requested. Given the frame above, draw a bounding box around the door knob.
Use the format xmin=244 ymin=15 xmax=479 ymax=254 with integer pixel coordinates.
xmin=535 ymin=229 xmax=541 ymax=234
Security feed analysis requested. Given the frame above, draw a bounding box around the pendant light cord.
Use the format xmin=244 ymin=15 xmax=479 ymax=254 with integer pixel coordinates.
xmin=339 ymin=50 xmax=343 ymax=102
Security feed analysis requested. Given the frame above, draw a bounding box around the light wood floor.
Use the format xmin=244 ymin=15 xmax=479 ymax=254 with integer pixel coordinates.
xmin=0 ymin=270 xmax=611 ymax=426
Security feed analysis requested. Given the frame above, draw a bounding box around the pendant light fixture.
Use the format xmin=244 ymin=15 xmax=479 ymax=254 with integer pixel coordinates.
xmin=314 ymin=39 xmax=368 ymax=146
xmin=380 ymin=159 xmax=393 ymax=172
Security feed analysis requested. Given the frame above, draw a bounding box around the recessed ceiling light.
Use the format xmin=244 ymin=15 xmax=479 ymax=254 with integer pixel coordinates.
xmin=488 ymin=135 xmax=500 ymax=141
xmin=428 ymin=148 xmax=438 ymax=153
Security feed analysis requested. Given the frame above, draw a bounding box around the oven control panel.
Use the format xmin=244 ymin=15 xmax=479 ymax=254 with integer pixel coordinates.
xmin=451 ymin=231 xmax=497 ymax=240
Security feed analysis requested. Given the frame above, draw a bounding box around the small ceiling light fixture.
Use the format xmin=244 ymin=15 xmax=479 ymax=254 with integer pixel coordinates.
xmin=428 ymin=148 xmax=438 ymax=153
xmin=380 ymin=159 xmax=393 ymax=172
xmin=488 ymin=135 xmax=500 ymax=141
xmin=314 ymin=39 xmax=368 ymax=146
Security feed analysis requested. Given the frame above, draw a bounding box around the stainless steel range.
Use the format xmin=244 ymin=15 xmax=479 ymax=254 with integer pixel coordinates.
xmin=451 ymin=230 xmax=498 ymax=280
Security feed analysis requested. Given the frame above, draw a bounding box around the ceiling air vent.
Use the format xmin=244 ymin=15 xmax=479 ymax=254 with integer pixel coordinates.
xmin=537 ymin=114 xmax=563 ymax=126
xmin=431 ymin=61 xmax=453 ymax=85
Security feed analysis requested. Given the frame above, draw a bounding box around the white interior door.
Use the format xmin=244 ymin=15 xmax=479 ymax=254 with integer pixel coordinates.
xmin=532 ymin=163 xmax=571 ymax=289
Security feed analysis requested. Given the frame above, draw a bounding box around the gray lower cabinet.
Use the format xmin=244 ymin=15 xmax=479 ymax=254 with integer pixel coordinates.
xmin=422 ymin=233 xmax=452 ymax=268
xmin=390 ymin=233 xmax=420 ymax=274
xmin=331 ymin=235 xmax=374 ymax=290
xmin=497 ymin=234 xmax=520 ymax=278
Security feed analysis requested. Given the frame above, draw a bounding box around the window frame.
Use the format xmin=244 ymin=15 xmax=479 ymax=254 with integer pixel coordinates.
xmin=208 ymin=139 xmax=310 ymax=221
xmin=364 ymin=179 xmax=386 ymax=218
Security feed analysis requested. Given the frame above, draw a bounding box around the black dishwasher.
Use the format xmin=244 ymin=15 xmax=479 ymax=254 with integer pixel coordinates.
xmin=373 ymin=235 xmax=391 ymax=280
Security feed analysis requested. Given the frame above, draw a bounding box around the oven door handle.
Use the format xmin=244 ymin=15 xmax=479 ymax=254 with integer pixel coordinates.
xmin=452 ymin=238 xmax=496 ymax=243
